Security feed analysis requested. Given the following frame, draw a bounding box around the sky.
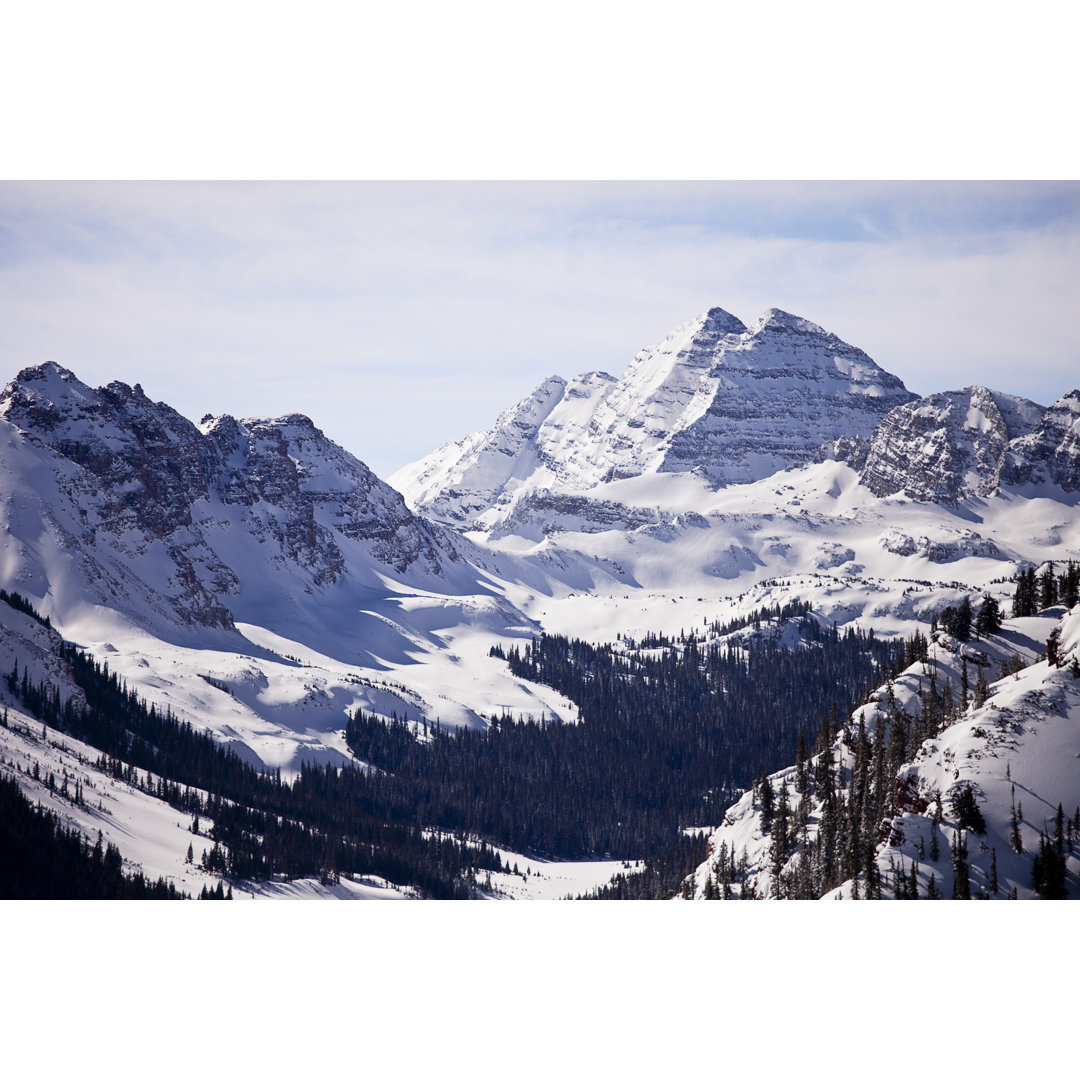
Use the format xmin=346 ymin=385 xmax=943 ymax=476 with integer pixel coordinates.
xmin=1 ymin=180 xmax=1078 ymax=479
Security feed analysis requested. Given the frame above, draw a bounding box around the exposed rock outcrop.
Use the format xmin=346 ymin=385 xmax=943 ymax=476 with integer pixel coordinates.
xmin=996 ymin=389 xmax=1080 ymax=493
xmin=860 ymin=386 xmax=1044 ymax=502
xmin=0 ymin=363 xmax=457 ymax=631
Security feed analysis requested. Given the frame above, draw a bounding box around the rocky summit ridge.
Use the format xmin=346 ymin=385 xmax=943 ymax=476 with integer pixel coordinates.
xmin=392 ymin=305 xmax=918 ymax=527
xmin=0 ymin=362 xmax=459 ymax=634
xmin=860 ymin=386 xmax=1046 ymax=503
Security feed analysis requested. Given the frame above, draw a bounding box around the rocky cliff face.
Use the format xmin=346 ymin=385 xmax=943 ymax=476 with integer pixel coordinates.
xmin=392 ymin=306 xmax=916 ymax=527
xmin=657 ymin=308 xmax=914 ymax=483
xmin=201 ymin=411 xmax=450 ymax=577
xmin=0 ymin=363 xmax=456 ymax=631
xmin=997 ymin=390 xmax=1080 ymax=493
xmin=1 ymin=363 xmax=219 ymax=541
xmin=860 ymin=386 xmax=1045 ymax=502
xmin=859 ymin=385 xmax=1080 ymax=502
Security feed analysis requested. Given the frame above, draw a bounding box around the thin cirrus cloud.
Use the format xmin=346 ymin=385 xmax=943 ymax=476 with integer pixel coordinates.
xmin=0 ymin=180 xmax=1077 ymax=479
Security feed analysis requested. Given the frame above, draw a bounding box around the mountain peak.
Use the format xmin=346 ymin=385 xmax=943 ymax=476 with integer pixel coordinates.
xmin=655 ymin=307 xmax=747 ymax=361
xmin=755 ymin=308 xmax=828 ymax=335
xmin=700 ymin=306 xmax=748 ymax=335
xmin=860 ymin=385 xmax=1044 ymax=503
xmin=1 ymin=362 xmax=91 ymax=411
xmin=997 ymin=387 xmax=1080 ymax=492
xmin=397 ymin=302 xmax=917 ymax=521
xmin=9 ymin=360 xmax=81 ymax=386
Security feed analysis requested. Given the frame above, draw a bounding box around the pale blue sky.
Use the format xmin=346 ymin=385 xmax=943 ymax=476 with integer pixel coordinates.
xmin=2 ymin=181 xmax=1077 ymax=479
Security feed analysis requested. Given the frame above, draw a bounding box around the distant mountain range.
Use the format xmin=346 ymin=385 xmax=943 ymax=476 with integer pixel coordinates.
xmin=392 ymin=306 xmax=1079 ymax=527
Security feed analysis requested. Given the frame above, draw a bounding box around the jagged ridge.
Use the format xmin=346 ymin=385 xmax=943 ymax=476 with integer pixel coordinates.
xmin=392 ymin=305 xmax=917 ymax=527
xmin=0 ymin=363 xmax=459 ymax=632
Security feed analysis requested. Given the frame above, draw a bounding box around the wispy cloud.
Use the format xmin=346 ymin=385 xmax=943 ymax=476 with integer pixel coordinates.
xmin=1 ymin=181 xmax=1077 ymax=477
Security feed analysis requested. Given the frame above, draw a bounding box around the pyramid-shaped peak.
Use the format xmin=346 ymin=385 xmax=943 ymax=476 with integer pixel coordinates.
xmin=14 ymin=360 xmax=80 ymax=382
xmin=700 ymin=307 xmax=748 ymax=335
xmin=755 ymin=308 xmax=829 ymax=336
xmin=4 ymin=361 xmax=87 ymax=396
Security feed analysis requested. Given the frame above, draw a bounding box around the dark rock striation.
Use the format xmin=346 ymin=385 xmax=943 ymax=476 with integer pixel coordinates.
xmin=996 ymin=389 xmax=1080 ymax=493
xmin=0 ymin=363 xmax=455 ymax=630
xmin=860 ymin=386 xmax=1044 ymax=503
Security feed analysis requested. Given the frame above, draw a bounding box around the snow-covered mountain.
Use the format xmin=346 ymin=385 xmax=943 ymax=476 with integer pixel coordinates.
xmin=3 ymin=304 xmax=1078 ymax=899
xmin=998 ymin=389 xmax=1080 ymax=492
xmin=0 ymin=362 xmax=470 ymax=633
xmin=391 ymin=307 xmax=917 ymax=528
xmin=0 ymin=363 xmax=593 ymax=773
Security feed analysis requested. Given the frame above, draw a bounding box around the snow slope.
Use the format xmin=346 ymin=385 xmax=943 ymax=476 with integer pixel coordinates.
xmin=4 ymin=359 xmax=1080 ymax=778
xmin=683 ymin=606 xmax=1080 ymax=900
xmin=0 ymin=364 xmax=595 ymax=771
xmin=0 ymin=599 xmax=631 ymax=899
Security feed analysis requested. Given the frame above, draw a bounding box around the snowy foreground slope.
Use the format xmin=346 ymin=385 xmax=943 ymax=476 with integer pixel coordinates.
xmin=0 ymin=599 xmax=630 ymax=900
xmin=682 ymin=606 xmax=1080 ymax=900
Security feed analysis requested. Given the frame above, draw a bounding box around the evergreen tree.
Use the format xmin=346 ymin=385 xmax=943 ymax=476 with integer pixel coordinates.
xmin=1039 ymin=562 xmax=1059 ymax=610
xmin=929 ymin=802 xmax=942 ymax=862
xmin=1032 ymin=831 xmax=1067 ymax=899
xmin=973 ymin=665 xmax=989 ymax=709
xmin=1010 ymin=785 xmax=1023 ymax=853
xmin=1012 ymin=567 xmax=1037 ymax=618
xmin=951 ymin=783 xmax=987 ymax=835
xmin=1059 ymin=560 xmax=1079 ymax=609
xmin=941 ymin=597 xmax=973 ymax=641
xmin=951 ymin=830 xmax=971 ymax=899
xmin=957 ymin=595 xmax=973 ymax=641
xmin=863 ymin=842 xmax=882 ymax=900
xmin=795 ymin=731 xmax=809 ymax=797
xmin=975 ymin=594 xmax=1003 ymax=636
xmin=1046 ymin=627 xmax=1062 ymax=668
xmin=759 ymin=771 xmax=775 ymax=834
xmin=774 ymin=781 xmax=791 ymax=860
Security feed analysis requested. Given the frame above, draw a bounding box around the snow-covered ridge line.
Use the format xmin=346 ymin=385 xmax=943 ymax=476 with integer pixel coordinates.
xmin=393 ymin=303 xmax=1080 ymax=536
